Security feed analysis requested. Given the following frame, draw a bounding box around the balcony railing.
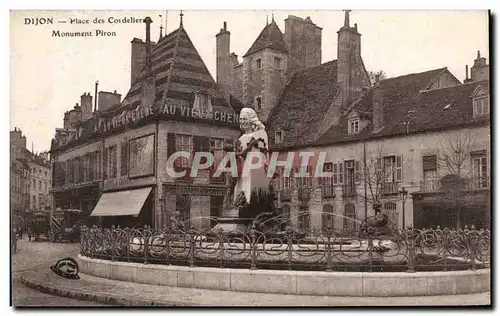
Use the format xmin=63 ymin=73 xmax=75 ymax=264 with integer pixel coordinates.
xmin=381 ymin=182 xmax=399 ymax=195
xmin=342 ymin=184 xmax=356 ymax=197
xmin=420 ymin=176 xmax=490 ymax=193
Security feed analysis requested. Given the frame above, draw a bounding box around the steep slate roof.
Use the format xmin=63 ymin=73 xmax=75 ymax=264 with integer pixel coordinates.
xmin=267 ymin=60 xmax=340 ymax=148
xmin=120 ymin=25 xmax=242 ymax=114
xmin=315 ymin=69 xmax=489 ymax=146
xmin=243 ymin=20 xmax=287 ymax=57
xmin=52 ymin=24 xmax=244 ymax=152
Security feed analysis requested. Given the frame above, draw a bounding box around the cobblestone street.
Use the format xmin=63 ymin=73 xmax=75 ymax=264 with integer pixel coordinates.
xmin=11 ymin=237 xmax=106 ymax=307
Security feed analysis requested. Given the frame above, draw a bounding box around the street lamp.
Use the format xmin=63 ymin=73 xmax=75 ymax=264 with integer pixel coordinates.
xmin=399 ymin=187 xmax=408 ymax=229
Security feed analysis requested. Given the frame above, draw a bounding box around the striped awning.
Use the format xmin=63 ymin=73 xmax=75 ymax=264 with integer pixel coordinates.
xmin=90 ymin=187 xmax=152 ymax=217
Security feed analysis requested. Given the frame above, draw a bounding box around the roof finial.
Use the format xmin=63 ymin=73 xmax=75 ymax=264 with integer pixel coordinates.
xmin=180 ymin=10 xmax=184 ymax=27
xmin=344 ymin=9 xmax=351 ymax=27
xmin=272 ymin=11 xmax=274 ymax=22
xmin=477 ymin=50 xmax=481 ymax=59
xmin=159 ymin=14 xmax=163 ymax=39
xmin=266 ymin=14 xmax=268 ymax=25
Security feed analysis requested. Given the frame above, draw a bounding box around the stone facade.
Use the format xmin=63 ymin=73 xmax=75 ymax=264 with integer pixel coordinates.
xmin=273 ymin=124 xmax=490 ymax=230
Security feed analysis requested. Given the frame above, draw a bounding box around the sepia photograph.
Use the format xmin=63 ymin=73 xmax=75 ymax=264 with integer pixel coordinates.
xmin=9 ymin=7 xmax=491 ymax=308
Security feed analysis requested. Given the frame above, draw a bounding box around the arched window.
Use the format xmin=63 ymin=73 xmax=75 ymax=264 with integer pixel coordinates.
xmin=384 ymin=202 xmax=397 ymax=226
xmin=322 ymin=204 xmax=334 ymax=230
xmin=344 ymin=203 xmax=357 ymax=233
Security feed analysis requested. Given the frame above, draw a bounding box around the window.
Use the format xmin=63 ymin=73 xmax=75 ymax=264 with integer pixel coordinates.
xmin=107 ymin=145 xmax=118 ymax=178
xmin=348 ymin=118 xmax=360 ymax=134
xmin=322 ymin=204 xmax=334 ymax=230
xmin=33 ymin=179 xmax=35 ymax=187
xmin=210 ymin=138 xmax=225 ymax=182
xmin=322 ymin=162 xmax=334 ymax=197
xmin=176 ymin=194 xmax=191 ymax=224
xmin=471 ymin=150 xmax=488 ymax=188
xmin=82 ymin=155 xmax=89 ymax=182
xmin=94 ymin=151 xmax=101 ymax=180
xmin=383 ymin=202 xmax=397 ymax=226
xmin=382 ymin=155 xmax=403 ymax=182
xmin=344 ymin=203 xmax=357 ymax=232
xmin=175 ymin=134 xmax=193 ymax=168
xmin=279 ymin=168 xmax=291 ymax=191
xmin=473 ymin=97 xmax=489 ymax=116
xmin=275 ymin=130 xmax=283 ymax=144
xmin=298 ymin=206 xmax=310 ymax=231
xmin=256 ymin=58 xmax=262 ymax=70
xmin=274 ymin=57 xmax=281 ymax=69
xmin=422 ymin=155 xmax=438 ymax=191
xmin=255 ymin=97 xmax=262 ymax=110
xmin=45 ymin=171 xmax=47 ymax=177
xmin=44 ymin=182 xmax=47 ymax=192
xmin=121 ymin=141 xmax=129 ymax=176
xmin=193 ymin=93 xmax=213 ymax=113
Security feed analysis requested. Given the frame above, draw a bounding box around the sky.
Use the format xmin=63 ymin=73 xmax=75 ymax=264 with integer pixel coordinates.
xmin=10 ymin=10 xmax=489 ymax=154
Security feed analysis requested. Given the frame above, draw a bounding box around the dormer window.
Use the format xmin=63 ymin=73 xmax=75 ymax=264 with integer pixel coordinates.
xmin=256 ymin=59 xmax=262 ymax=70
xmin=255 ymin=97 xmax=262 ymax=110
xmin=348 ymin=118 xmax=360 ymax=134
xmin=193 ymin=92 xmax=213 ymax=113
xmin=473 ymin=96 xmax=489 ymax=116
xmin=275 ymin=129 xmax=284 ymax=144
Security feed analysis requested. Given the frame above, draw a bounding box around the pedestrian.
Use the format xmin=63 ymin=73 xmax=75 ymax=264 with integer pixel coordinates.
xmin=12 ymin=226 xmax=18 ymax=254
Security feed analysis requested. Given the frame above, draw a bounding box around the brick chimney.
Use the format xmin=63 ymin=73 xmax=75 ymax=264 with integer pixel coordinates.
xmin=216 ymin=22 xmax=231 ymax=103
xmin=336 ymin=10 xmax=371 ymax=108
xmin=98 ymin=90 xmax=122 ymax=112
xmin=80 ymin=92 xmax=93 ymax=121
xmin=144 ymin=17 xmax=153 ymax=72
xmin=372 ymin=75 xmax=383 ymax=133
xmin=63 ymin=111 xmax=69 ymax=129
xmin=471 ymin=50 xmax=489 ymax=82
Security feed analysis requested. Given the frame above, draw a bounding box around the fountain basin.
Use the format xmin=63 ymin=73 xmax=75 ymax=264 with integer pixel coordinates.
xmin=78 ymin=254 xmax=490 ymax=297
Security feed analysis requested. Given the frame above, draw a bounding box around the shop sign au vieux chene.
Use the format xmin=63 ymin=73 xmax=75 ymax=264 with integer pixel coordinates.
xmin=95 ymin=103 xmax=239 ymax=133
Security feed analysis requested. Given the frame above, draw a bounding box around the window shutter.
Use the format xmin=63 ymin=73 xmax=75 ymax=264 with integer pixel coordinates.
xmin=103 ymin=147 xmax=108 ymax=179
xmin=89 ymin=153 xmax=94 ymax=182
xmin=396 ymin=155 xmax=403 ymax=182
xmin=355 ymin=161 xmax=360 ymax=183
xmin=78 ymin=157 xmax=84 ymax=183
xmin=121 ymin=140 xmax=129 ymax=176
xmin=96 ymin=151 xmax=101 ymax=180
xmin=339 ymin=162 xmax=344 ymax=185
xmin=333 ymin=163 xmax=338 ymax=185
xmin=422 ymin=155 xmax=437 ymax=171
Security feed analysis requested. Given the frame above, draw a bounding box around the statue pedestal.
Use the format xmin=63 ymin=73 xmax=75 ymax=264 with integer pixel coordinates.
xmin=212 ymin=206 xmax=253 ymax=233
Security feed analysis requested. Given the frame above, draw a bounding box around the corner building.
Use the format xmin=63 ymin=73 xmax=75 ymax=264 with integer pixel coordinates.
xmin=50 ymin=18 xmax=242 ymax=229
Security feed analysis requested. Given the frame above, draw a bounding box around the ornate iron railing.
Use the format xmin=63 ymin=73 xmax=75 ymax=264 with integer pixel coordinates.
xmin=80 ymin=217 xmax=490 ymax=273
xmin=420 ymin=176 xmax=490 ymax=193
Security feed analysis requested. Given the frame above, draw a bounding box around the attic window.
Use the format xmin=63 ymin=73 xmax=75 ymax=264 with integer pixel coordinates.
xmin=193 ymin=93 xmax=213 ymax=113
xmin=473 ymin=96 xmax=489 ymax=117
xmin=348 ymin=118 xmax=360 ymax=135
xmin=256 ymin=59 xmax=262 ymax=70
xmin=275 ymin=129 xmax=284 ymax=144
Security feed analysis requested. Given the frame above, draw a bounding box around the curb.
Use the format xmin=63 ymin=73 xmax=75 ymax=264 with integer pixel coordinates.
xmin=19 ymin=275 xmax=198 ymax=307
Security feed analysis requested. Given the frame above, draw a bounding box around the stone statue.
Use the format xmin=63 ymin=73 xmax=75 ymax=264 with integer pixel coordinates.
xmin=214 ymin=108 xmax=275 ymax=231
